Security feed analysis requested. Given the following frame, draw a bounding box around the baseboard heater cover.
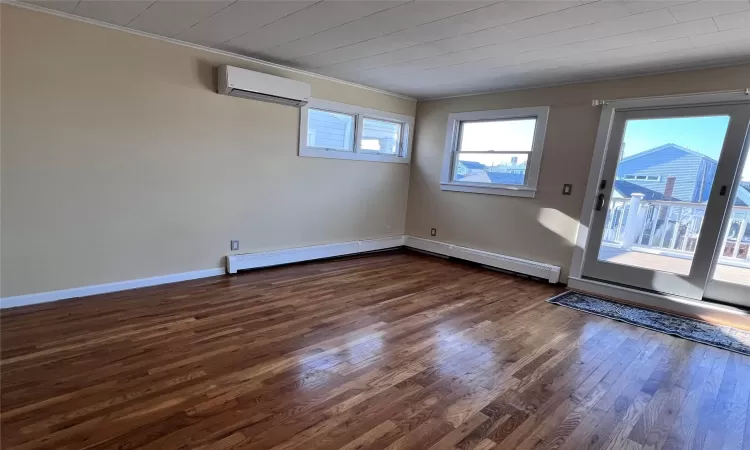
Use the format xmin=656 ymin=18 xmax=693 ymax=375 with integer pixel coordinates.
xmin=404 ymin=236 xmax=560 ymax=283
xmin=3 ymin=235 xmax=557 ymax=308
xmin=226 ymin=236 xmax=406 ymax=274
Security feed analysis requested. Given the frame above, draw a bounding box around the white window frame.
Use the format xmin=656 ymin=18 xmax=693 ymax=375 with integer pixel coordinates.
xmin=440 ymin=106 xmax=549 ymax=198
xmin=299 ymin=98 xmax=414 ymax=164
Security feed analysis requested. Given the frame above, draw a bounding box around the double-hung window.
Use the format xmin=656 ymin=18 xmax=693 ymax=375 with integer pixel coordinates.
xmin=440 ymin=106 xmax=549 ymax=197
xmin=300 ymin=99 xmax=414 ymax=164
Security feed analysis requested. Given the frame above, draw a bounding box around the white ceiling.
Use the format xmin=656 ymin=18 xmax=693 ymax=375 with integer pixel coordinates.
xmin=22 ymin=0 xmax=750 ymax=99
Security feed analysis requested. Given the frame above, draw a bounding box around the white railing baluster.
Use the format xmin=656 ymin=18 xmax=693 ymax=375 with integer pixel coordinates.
xmin=680 ymin=208 xmax=691 ymax=251
xmin=648 ymin=205 xmax=660 ymax=246
xmin=732 ymin=219 xmax=747 ymax=259
xmin=669 ymin=206 xmax=682 ymax=250
xmin=637 ymin=206 xmax=648 ymax=245
xmin=659 ymin=205 xmax=672 ymax=249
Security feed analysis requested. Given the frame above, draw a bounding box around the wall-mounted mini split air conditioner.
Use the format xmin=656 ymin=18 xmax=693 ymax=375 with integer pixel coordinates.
xmin=217 ymin=65 xmax=311 ymax=107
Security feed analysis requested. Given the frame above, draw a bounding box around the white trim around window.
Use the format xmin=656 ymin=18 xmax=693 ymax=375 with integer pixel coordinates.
xmin=299 ymin=98 xmax=414 ymax=164
xmin=440 ymin=106 xmax=549 ymax=198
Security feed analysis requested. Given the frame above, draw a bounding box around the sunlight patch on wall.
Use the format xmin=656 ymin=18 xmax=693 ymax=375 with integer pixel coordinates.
xmin=537 ymin=208 xmax=578 ymax=246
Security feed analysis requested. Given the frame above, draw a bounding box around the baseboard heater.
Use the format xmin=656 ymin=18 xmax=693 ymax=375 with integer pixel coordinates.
xmin=227 ymin=236 xmax=560 ymax=283
xmin=404 ymin=237 xmax=560 ymax=283
xmin=226 ymin=236 xmax=406 ymax=274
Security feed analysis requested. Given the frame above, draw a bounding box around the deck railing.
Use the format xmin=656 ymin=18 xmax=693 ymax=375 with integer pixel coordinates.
xmin=602 ymin=195 xmax=750 ymax=265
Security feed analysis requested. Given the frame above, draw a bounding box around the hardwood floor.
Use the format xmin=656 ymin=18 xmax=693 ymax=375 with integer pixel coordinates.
xmin=1 ymin=250 xmax=747 ymax=450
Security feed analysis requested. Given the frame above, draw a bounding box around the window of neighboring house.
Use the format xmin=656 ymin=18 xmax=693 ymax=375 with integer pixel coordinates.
xmin=299 ymin=98 xmax=414 ymax=164
xmin=623 ymin=174 xmax=660 ymax=181
xmin=440 ymin=107 xmax=549 ymax=198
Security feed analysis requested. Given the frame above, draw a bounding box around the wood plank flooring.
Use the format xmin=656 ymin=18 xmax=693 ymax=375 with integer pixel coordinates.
xmin=1 ymin=250 xmax=747 ymax=449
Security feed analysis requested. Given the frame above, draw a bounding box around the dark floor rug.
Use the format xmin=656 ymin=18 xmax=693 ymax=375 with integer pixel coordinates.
xmin=548 ymin=291 xmax=750 ymax=356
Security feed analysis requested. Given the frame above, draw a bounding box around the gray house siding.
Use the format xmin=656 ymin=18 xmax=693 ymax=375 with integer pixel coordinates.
xmin=616 ymin=145 xmax=716 ymax=202
xmin=361 ymin=119 xmax=400 ymax=154
xmin=694 ymin=158 xmax=717 ymax=202
xmin=308 ymin=111 xmax=351 ymax=149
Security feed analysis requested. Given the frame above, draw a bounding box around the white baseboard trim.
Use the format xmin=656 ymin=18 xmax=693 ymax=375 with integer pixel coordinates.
xmin=568 ymin=276 xmax=750 ymax=327
xmin=0 ymin=268 xmax=226 ymax=309
xmin=404 ymin=236 xmax=561 ymax=283
xmin=2 ymin=235 xmax=562 ymax=308
xmin=227 ymin=236 xmax=406 ymax=274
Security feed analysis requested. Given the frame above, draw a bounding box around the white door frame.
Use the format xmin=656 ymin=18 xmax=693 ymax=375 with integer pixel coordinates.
xmin=570 ymin=90 xmax=750 ymax=310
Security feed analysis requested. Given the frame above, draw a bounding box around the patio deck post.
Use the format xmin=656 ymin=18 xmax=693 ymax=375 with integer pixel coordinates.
xmin=621 ymin=193 xmax=644 ymax=250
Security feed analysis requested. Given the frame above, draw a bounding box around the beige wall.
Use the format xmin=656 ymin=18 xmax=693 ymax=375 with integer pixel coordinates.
xmin=406 ymin=63 xmax=750 ymax=281
xmin=0 ymin=5 xmax=416 ymax=297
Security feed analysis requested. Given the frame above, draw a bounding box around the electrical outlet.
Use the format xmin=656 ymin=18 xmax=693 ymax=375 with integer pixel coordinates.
xmin=562 ymin=184 xmax=573 ymax=195
xmin=230 ymin=240 xmax=239 ymax=251
xmin=430 ymin=228 xmax=437 ymax=237
xmin=386 ymin=224 xmax=392 ymax=233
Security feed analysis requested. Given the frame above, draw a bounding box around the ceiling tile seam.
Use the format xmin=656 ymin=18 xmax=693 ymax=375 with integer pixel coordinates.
xmin=546 ymin=45 xmax=741 ymax=80
xmin=334 ymin=0 xmax=746 ymax=75
xmin=125 ymin=0 xmax=156 ymax=28
xmin=423 ymin=19 xmax=721 ymax=75
xmin=665 ymin=3 xmax=679 ymax=24
xmin=219 ymin=0 xmax=325 ymax=46
xmin=332 ymin=4 xmax=710 ymax=75
xmin=475 ymin=35 xmax=703 ymax=75
xmin=222 ymin=0 xmax=412 ymax=51
xmin=269 ymin=0 xmax=508 ymax=62
xmin=367 ymin=13 xmax=723 ymax=77
xmin=259 ymin=0 xmax=417 ymax=55
xmin=3 ymin=1 xmax=417 ymax=101
xmin=421 ymin=59 xmax=750 ymax=102
xmin=208 ymin=1 xmax=316 ymax=45
xmin=168 ymin=0 xmax=239 ymax=39
xmin=303 ymin=0 xmax=602 ymax=71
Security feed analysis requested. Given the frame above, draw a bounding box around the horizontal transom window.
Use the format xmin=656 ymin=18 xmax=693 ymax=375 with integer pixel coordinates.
xmin=441 ymin=107 xmax=549 ymax=198
xmin=299 ymin=99 xmax=414 ymax=164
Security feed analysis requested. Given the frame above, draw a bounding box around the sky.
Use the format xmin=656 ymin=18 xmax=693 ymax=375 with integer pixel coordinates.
xmin=622 ymin=116 xmax=750 ymax=182
xmin=458 ymin=119 xmax=536 ymax=166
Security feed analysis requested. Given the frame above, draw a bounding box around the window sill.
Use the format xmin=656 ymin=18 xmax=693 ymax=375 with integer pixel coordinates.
xmin=440 ymin=182 xmax=536 ymax=198
xmin=300 ymin=148 xmax=410 ymax=164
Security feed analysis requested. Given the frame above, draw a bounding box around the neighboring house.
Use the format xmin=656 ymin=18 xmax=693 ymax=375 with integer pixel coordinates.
xmin=308 ymin=111 xmax=400 ymax=153
xmin=612 ymin=180 xmax=676 ymax=201
xmin=457 ymin=158 xmax=527 ymax=185
xmin=615 ymin=143 xmax=717 ymax=203
xmin=308 ymin=111 xmax=353 ymax=150
xmin=486 ymin=157 xmax=526 ymax=175
xmin=615 ymin=142 xmax=750 ymax=206
xmin=455 ymin=160 xmax=487 ymax=179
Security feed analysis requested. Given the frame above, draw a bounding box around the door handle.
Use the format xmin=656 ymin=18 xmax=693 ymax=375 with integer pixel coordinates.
xmin=595 ymin=193 xmax=606 ymax=211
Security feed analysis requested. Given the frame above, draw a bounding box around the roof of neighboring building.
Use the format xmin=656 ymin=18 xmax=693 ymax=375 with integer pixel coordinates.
xmin=487 ymin=172 xmax=526 ymax=185
xmin=613 ymin=180 xmax=677 ymax=201
xmin=619 ymin=143 xmax=718 ymax=164
xmin=735 ymin=185 xmax=750 ymax=207
xmin=615 ymin=180 xmax=750 ymax=206
xmin=458 ymin=160 xmax=487 ymax=170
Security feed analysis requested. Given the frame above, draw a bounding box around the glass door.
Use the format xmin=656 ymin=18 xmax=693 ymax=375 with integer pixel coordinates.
xmin=705 ymin=142 xmax=750 ymax=306
xmin=582 ymin=103 xmax=750 ymax=300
